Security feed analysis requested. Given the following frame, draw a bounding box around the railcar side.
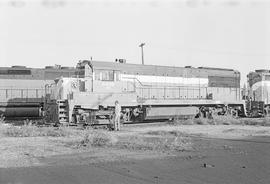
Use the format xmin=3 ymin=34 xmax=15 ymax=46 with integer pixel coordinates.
xmin=0 ymin=65 xmax=76 ymax=118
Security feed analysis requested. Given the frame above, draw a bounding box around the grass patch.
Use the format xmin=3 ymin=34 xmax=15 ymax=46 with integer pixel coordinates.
xmin=116 ymin=129 xmax=192 ymax=152
xmin=79 ymin=130 xmax=117 ymax=147
xmin=171 ymin=115 xmax=242 ymax=125
xmin=167 ymin=119 xmax=194 ymax=125
xmin=0 ymin=115 xmax=5 ymax=124
xmin=169 ymin=117 xmax=213 ymax=125
xmin=193 ymin=118 xmax=213 ymax=125
xmin=3 ymin=125 xmax=78 ymax=137
xmin=116 ymin=135 xmax=191 ymax=152
xmin=146 ymin=130 xmax=188 ymax=137
xmin=170 ymin=115 xmax=270 ymax=126
xmin=212 ymin=115 xmax=241 ymax=125
xmin=0 ymin=115 xmax=10 ymax=137
xmin=240 ymin=117 xmax=270 ymax=126
xmin=76 ymin=129 xmax=192 ymax=152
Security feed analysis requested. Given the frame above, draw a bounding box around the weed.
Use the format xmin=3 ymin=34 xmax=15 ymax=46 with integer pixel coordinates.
xmin=116 ymin=135 xmax=191 ymax=152
xmin=116 ymin=130 xmax=192 ymax=152
xmin=0 ymin=114 xmax=5 ymax=124
xmin=172 ymin=115 xmax=242 ymax=125
xmin=79 ymin=130 xmax=117 ymax=147
xmin=146 ymin=130 xmax=187 ymax=137
xmin=212 ymin=115 xmax=241 ymax=125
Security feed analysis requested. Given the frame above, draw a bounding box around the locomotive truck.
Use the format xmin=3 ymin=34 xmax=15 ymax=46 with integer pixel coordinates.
xmin=0 ymin=60 xmax=246 ymax=124
xmin=44 ymin=60 xmax=246 ymax=125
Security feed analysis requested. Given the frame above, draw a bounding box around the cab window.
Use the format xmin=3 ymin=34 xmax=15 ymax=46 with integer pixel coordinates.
xmin=265 ymin=75 xmax=270 ymax=81
xmin=95 ymin=70 xmax=114 ymax=81
xmin=115 ymin=71 xmax=120 ymax=81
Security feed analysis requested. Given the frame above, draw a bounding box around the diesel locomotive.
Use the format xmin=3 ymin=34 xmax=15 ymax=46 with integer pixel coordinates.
xmin=0 ymin=60 xmax=246 ymax=123
xmin=0 ymin=65 xmax=76 ymax=119
xmin=44 ymin=60 xmax=245 ymax=124
xmin=246 ymin=69 xmax=270 ymax=117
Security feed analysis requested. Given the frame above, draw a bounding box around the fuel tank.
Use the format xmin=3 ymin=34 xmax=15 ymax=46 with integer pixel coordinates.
xmin=144 ymin=106 xmax=199 ymax=120
xmin=0 ymin=106 xmax=41 ymax=117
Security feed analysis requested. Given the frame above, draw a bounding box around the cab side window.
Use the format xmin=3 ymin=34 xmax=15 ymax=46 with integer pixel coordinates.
xmin=115 ymin=71 xmax=120 ymax=81
xmin=102 ymin=70 xmax=114 ymax=81
xmin=95 ymin=70 xmax=102 ymax=81
xmin=94 ymin=70 xmax=114 ymax=81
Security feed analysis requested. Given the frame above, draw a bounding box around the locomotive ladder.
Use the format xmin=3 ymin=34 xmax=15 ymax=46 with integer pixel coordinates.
xmin=57 ymin=100 xmax=69 ymax=124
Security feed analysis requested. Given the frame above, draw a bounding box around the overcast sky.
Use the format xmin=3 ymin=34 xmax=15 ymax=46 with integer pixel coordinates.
xmin=0 ymin=0 xmax=270 ymax=85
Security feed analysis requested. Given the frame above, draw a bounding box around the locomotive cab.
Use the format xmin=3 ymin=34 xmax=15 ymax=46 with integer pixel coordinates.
xmin=44 ymin=61 xmax=138 ymax=124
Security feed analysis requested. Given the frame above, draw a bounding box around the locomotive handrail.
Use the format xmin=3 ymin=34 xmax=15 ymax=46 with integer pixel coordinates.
xmin=136 ymin=86 xmax=206 ymax=90
xmin=0 ymin=87 xmax=45 ymax=90
xmin=122 ymin=77 xmax=207 ymax=89
xmin=121 ymin=77 xmax=152 ymax=87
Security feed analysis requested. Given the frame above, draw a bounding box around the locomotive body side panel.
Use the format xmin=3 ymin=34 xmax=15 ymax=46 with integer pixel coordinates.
xmin=87 ymin=60 xmax=242 ymax=104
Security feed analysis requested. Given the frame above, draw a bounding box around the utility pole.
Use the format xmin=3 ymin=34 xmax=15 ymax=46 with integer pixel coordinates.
xmin=139 ymin=43 xmax=145 ymax=65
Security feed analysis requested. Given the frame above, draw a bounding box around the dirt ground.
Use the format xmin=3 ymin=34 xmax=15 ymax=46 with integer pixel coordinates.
xmin=0 ymin=124 xmax=270 ymax=168
xmin=0 ymin=124 xmax=270 ymax=183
